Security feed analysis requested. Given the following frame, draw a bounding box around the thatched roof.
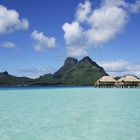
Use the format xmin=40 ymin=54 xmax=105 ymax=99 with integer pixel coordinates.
xmin=96 ymin=76 xmax=116 ymax=83
xmin=117 ymin=75 xmax=140 ymax=83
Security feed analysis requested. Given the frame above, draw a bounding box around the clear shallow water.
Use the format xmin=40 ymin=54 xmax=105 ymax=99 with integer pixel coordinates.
xmin=0 ymin=87 xmax=140 ymax=140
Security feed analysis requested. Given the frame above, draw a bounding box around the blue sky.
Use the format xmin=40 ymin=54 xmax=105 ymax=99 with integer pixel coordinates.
xmin=0 ymin=0 xmax=140 ymax=78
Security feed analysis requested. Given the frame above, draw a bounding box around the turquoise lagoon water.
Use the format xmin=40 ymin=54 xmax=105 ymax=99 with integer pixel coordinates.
xmin=0 ymin=87 xmax=140 ymax=140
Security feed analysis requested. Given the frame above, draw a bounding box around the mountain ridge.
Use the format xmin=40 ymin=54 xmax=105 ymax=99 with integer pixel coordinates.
xmin=0 ymin=56 xmax=108 ymax=86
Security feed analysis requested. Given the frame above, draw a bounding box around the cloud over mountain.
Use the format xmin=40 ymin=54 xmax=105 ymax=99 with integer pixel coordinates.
xmin=62 ymin=0 xmax=140 ymax=57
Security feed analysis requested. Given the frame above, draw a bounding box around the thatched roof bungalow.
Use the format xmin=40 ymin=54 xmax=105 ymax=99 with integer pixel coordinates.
xmin=116 ymin=75 xmax=140 ymax=88
xmin=139 ymin=79 xmax=140 ymax=87
xmin=95 ymin=76 xmax=116 ymax=88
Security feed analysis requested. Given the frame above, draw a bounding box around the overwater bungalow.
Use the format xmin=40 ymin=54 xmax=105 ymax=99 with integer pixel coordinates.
xmin=116 ymin=75 xmax=140 ymax=88
xmin=95 ymin=76 xmax=116 ymax=88
xmin=139 ymin=83 xmax=140 ymax=87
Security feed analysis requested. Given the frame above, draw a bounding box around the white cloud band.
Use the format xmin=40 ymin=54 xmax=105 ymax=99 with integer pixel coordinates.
xmin=98 ymin=60 xmax=140 ymax=77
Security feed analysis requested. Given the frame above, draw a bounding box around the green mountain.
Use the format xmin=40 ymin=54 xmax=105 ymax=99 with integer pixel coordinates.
xmin=33 ymin=56 xmax=108 ymax=86
xmin=0 ymin=56 xmax=108 ymax=86
xmin=0 ymin=71 xmax=33 ymax=86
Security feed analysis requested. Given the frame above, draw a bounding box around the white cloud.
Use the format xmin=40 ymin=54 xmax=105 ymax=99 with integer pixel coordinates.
xmin=63 ymin=21 xmax=84 ymax=46
xmin=63 ymin=21 xmax=87 ymax=57
xmin=99 ymin=60 xmax=128 ymax=72
xmin=62 ymin=0 xmax=140 ymax=57
xmin=67 ymin=47 xmax=88 ymax=57
xmin=31 ymin=30 xmax=56 ymax=52
xmin=98 ymin=60 xmax=140 ymax=77
xmin=0 ymin=5 xmax=29 ymax=34
xmin=129 ymin=0 xmax=140 ymax=13
xmin=0 ymin=41 xmax=16 ymax=48
xmin=76 ymin=0 xmax=91 ymax=23
xmin=102 ymin=0 xmax=127 ymax=7
xmin=86 ymin=5 xmax=128 ymax=45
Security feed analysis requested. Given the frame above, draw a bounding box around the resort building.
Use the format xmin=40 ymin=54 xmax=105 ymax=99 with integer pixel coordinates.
xmin=116 ymin=75 xmax=140 ymax=88
xmin=139 ymin=80 xmax=140 ymax=87
xmin=95 ymin=76 xmax=116 ymax=88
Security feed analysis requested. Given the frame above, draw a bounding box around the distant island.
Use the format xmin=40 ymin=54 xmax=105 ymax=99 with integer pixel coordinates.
xmin=0 ymin=56 xmax=109 ymax=86
xmin=1 ymin=56 xmax=139 ymax=87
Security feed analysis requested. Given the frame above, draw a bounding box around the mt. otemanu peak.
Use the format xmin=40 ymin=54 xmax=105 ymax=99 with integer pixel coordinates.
xmin=0 ymin=57 xmax=108 ymax=86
